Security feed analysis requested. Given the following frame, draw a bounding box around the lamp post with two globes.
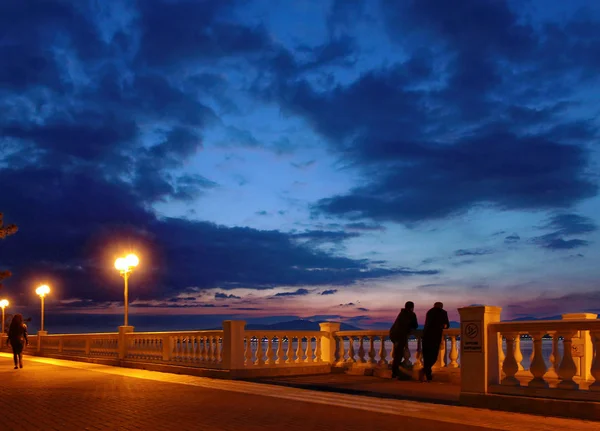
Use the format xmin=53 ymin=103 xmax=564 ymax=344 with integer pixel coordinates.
xmin=36 ymin=284 xmax=50 ymax=333
xmin=0 ymin=299 xmax=8 ymax=335
xmin=114 ymin=254 xmax=139 ymax=327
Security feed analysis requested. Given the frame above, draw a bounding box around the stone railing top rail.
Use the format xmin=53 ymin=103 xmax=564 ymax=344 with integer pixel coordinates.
xmin=334 ymin=328 xmax=460 ymax=337
xmin=244 ymin=330 xmax=326 ymax=337
xmin=489 ymin=319 xmax=600 ymax=333
xmin=38 ymin=332 xmax=119 ymax=337
xmin=127 ymin=330 xmax=223 ymax=336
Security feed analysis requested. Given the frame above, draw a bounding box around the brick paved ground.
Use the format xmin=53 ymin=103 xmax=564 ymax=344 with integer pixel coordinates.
xmin=0 ymin=353 xmax=598 ymax=431
xmin=247 ymin=373 xmax=460 ymax=404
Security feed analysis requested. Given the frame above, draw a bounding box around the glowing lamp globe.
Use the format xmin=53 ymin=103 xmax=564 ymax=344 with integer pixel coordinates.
xmin=125 ymin=254 xmax=139 ymax=268
xmin=36 ymin=285 xmax=50 ymax=297
xmin=0 ymin=299 xmax=8 ymax=308
xmin=114 ymin=258 xmax=126 ymax=271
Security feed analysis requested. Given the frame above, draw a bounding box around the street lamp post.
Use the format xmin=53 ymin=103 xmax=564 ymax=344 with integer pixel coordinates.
xmin=36 ymin=285 xmax=50 ymax=333
xmin=114 ymin=254 xmax=139 ymax=327
xmin=0 ymin=299 xmax=8 ymax=335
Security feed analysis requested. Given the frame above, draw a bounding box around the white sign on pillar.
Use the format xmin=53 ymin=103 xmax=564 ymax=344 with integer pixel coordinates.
xmin=462 ymin=321 xmax=482 ymax=353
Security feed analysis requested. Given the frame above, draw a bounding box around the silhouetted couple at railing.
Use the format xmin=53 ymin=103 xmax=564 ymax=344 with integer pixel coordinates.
xmin=389 ymin=301 xmax=449 ymax=382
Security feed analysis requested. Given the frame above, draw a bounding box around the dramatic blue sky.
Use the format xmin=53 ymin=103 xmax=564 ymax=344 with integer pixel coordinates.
xmin=1 ymin=0 xmax=600 ymax=331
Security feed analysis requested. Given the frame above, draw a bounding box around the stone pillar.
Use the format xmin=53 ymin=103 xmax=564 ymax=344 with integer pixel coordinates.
xmin=222 ymin=320 xmax=246 ymax=373
xmin=458 ymin=306 xmax=502 ymax=396
xmin=562 ymin=313 xmax=597 ymax=382
xmin=37 ymin=330 xmax=48 ymax=354
xmin=118 ymin=325 xmax=134 ymax=360
xmin=319 ymin=322 xmax=341 ymax=364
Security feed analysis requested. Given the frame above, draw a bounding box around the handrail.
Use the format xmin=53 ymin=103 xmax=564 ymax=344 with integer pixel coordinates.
xmin=490 ymin=319 xmax=600 ymax=332
xmin=334 ymin=328 xmax=460 ymax=336
xmin=128 ymin=330 xmax=223 ymax=336
xmin=41 ymin=333 xmax=118 ymax=337
xmin=244 ymin=330 xmax=326 ymax=337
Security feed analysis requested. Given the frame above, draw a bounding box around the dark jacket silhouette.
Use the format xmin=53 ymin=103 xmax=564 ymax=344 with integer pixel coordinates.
xmin=422 ymin=307 xmax=450 ymax=347
xmin=389 ymin=308 xmax=418 ymax=377
xmin=7 ymin=315 xmax=28 ymax=369
xmin=421 ymin=305 xmax=450 ymax=381
xmin=390 ymin=308 xmax=418 ymax=342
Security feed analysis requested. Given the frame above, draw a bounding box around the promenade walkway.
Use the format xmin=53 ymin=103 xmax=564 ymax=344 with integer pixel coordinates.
xmin=0 ymin=353 xmax=598 ymax=431
xmin=248 ymin=373 xmax=460 ymax=405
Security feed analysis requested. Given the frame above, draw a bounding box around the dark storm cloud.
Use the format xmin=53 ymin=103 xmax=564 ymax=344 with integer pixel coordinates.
xmin=504 ymin=234 xmax=521 ymax=244
xmin=273 ymin=289 xmax=310 ymax=298
xmin=531 ymin=213 xmax=597 ymax=250
xmin=135 ymin=0 xmax=269 ymax=68
xmin=345 ymin=222 xmax=386 ymax=231
xmin=292 ymin=230 xmax=360 ymax=244
xmin=215 ymin=293 xmax=241 ymax=300
xmin=454 ymin=248 xmax=494 ymax=257
xmin=266 ymin=0 xmax=599 ymax=224
xmin=320 ymin=289 xmax=338 ymax=296
xmin=0 ymin=0 xmax=435 ymax=305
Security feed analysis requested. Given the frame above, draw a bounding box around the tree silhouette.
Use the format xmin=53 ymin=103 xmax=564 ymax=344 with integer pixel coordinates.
xmin=0 ymin=212 xmax=18 ymax=290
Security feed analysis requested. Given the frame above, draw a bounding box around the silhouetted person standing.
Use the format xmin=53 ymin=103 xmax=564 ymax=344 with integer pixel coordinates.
xmin=420 ymin=302 xmax=449 ymax=382
xmin=7 ymin=314 xmax=28 ymax=369
xmin=389 ymin=301 xmax=418 ymax=378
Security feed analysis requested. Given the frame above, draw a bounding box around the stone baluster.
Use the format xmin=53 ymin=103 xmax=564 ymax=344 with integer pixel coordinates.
xmin=208 ymin=336 xmax=215 ymax=362
xmin=403 ymin=342 xmax=412 ymax=366
xmin=205 ymin=336 xmax=212 ymax=363
xmin=378 ymin=336 xmax=387 ymax=366
xmin=255 ymin=337 xmax=264 ymax=366
xmin=186 ymin=337 xmax=192 ymax=362
xmin=265 ymin=335 xmax=275 ymax=365
xmin=336 ymin=336 xmax=346 ymax=364
xmin=501 ymin=332 xmax=520 ymax=386
xmin=189 ymin=336 xmax=196 ymax=362
xmin=368 ymin=336 xmax=376 ymax=365
xmin=414 ymin=336 xmax=423 ymax=369
xmin=529 ymin=336 xmax=535 ymax=367
xmin=557 ymin=331 xmax=578 ymax=390
xmin=244 ymin=337 xmax=252 ymax=366
xmin=433 ymin=337 xmax=445 ymax=370
xmin=449 ymin=335 xmax=459 ymax=368
xmin=177 ymin=337 xmax=184 ymax=362
xmin=315 ymin=336 xmax=322 ymax=362
xmin=544 ymin=332 xmax=560 ymax=380
xmin=180 ymin=337 xmax=187 ymax=362
xmin=216 ymin=337 xmax=222 ymax=363
xmin=285 ymin=336 xmax=294 ymax=364
xmin=358 ymin=336 xmax=366 ymax=363
xmin=200 ymin=336 xmax=207 ymax=362
xmin=305 ymin=336 xmax=314 ymax=363
xmin=515 ymin=336 xmax=524 ymax=371
xmin=295 ymin=336 xmax=304 ymax=363
xmin=347 ymin=336 xmax=355 ymax=363
xmin=498 ymin=334 xmax=506 ymax=380
xmin=589 ymin=330 xmax=600 ymax=392
xmin=276 ymin=336 xmax=284 ymax=364
xmin=528 ymin=331 xmax=548 ymax=388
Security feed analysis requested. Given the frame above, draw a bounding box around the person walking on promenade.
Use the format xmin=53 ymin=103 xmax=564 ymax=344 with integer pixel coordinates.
xmin=389 ymin=301 xmax=418 ymax=378
xmin=7 ymin=314 xmax=28 ymax=369
xmin=420 ymin=302 xmax=449 ymax=382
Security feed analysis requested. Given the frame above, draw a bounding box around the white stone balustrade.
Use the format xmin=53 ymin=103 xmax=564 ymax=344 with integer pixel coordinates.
xmin=487 ymin=317 xmax=600 ymax=402
xmin=31 ymin=333 xmax=119 ymax=358
xmin=242 ymin=331 xmax=325 ymax=367
xmin=126 ymin=331 xmax=224 ymax=367
xmin=333 ymin=329 xmax=461 ymax=376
